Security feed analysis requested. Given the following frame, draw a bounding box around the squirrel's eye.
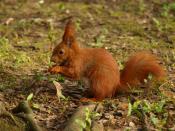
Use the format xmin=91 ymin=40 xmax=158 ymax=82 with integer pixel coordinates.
xmin=59 ymin=50 xmax=64 ymax=55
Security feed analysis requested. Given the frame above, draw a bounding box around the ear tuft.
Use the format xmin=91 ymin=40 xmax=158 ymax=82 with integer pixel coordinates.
xmin=66 ymin=37 xmax=73 ymax=47
xmin=63 ymin=19 xmax=75 ymax=42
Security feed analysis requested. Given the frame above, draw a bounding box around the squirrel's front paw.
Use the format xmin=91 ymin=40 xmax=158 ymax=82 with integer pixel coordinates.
xmin=48 ymin=66 xmax=61 ymax=74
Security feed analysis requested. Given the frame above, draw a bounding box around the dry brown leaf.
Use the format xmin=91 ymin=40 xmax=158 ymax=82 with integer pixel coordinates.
xmin=5 ymin=17 xmax=14 ymax=25
xmin=53 ymin=81 xmax=65 ymax=101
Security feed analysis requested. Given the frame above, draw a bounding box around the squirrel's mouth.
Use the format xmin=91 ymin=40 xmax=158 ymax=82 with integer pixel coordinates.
xmin=59 ymin=60 xmax=68 ymax=66
xmin=53 ymin=60 xmax=67 ymax=66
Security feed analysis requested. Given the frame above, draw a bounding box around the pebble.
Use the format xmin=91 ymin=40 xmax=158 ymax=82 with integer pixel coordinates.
xmin=101 ymin=119 xmax=108 ymax=124
xmin=129 ymin=122 xmax=135 ymax=127
xmin=110 ymin=118 xmax=117 ymax=125
xmin=104 ymin=113 xmax=114 ymax=119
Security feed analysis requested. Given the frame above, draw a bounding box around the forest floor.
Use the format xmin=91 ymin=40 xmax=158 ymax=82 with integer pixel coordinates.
xmin=0 ymin=0 xmax=175 ymax=130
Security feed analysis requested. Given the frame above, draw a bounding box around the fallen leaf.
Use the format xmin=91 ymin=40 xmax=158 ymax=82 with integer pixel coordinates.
xmin=27 ymin=93 xmax=34 ymax=101
xmin=53 ymin=81 xmax=65 ymax=101
xmin=32 ymin=103 xmax=40 ymax=109
xmin=5 ymin=17 xmax=14 ymax=25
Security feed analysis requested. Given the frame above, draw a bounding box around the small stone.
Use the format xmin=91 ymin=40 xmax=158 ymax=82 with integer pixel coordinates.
xmin=65 ymin=9 xmax=70 ymax=14
xmin=104 ymin=113 xmax=110 ymax=119
xmin=104 ymin=113 xmax=114 ymax=119
xmin=110 ymin=118 xmax=116 ymax=125
xmin=101 ymin=119 xmax=108 ymax=124
xmin=38 ymin=0 xmax=44 ymax=4
xmin=70 ymin=103 xmax=77 ymax=108
xmin=129 ymin=122 xmax=135 ymax=127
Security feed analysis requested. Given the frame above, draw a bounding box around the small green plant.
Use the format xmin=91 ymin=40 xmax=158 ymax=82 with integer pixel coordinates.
xmin=0 ymin=37 xmax=31 ymax=69
xmin=34 ymin=72 xmax=48 ymax=81
xmin=128 ymin=99 xmax=168 ymax=129
xmin=127 ymin=100 xmax=142 ymax=117
xmin=138 ymin=0 xmax=146 ymax=12
xmin=57 ymin=3 xmax=65 ymax=10
xmin=128 ymin=99 xmax=166 ymax=116
xmin=94 ymin=34 xmax=106 ymax=47
xmin=92 ymin=28 xmax=108 ymax=48
xmin=0 ymin=37 xmax=11 ymax=50
xmin=49 ymin=75 xmax=65 ymax=83
xmin=27 ymin=93 xmax=34 ymax=101
xmin=48 ymin=31 xmax=56 ymax=43
xmin=47 ymin=20 xmax=57 ymax=50
xmin=13 ymin=52 xmax=31 ymax=67
xmin=14 ymin=19 xmax=32 ymax=31
xmin=125 ymin=127 xmax=131 ymax=131
xmin=26 ymin=93 xmax=40 ymax=109
xmin=75 ymin=108 xmax=100 ymax=131
xmin=152 ymin=18 xmax=162 ymax=32
xmin=162 ymin=2 xmax=175 ymax=17
xmin=34 ymin=71 xmax=65 ymax=83
xmin=117 ymin=60 xmax=124 ymax=70
xmin=56 ymin=75 xmax=65 ymax=82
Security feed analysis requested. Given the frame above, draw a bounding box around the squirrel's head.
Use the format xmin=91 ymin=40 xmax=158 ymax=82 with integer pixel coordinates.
xmin=51 ymin=19 xmax=79 ymax=66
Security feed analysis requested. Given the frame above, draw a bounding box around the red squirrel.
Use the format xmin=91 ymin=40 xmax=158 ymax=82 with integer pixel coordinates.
xmin=49 ymin=20 xmax=166 ymax=101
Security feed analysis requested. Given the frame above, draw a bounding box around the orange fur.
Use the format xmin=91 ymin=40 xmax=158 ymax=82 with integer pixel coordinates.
xmin=49 ymin=20 xmax=166 ymax=101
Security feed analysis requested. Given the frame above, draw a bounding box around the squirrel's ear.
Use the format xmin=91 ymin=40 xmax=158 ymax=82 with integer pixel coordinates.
xmin=65 ymin=37 xmax=74 ymax=47
xmin=62 ymin=19 xmax=75 ymax=47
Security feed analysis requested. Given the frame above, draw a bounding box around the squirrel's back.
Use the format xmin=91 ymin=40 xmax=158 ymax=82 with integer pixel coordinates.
xmin=85 ymin=48 xmax=118 ymax=69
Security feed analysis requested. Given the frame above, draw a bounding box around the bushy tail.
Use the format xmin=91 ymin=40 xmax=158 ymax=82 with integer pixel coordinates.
xmin=120 ymin=52 xmax=166 ymax=88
